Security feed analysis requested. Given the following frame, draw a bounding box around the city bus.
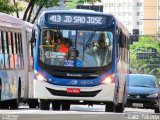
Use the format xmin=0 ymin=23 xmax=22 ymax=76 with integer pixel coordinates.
xmin=0 ymin=13 xmax=38 ymax=109
xmin=33 ymin=10 xmax=129 ymax=112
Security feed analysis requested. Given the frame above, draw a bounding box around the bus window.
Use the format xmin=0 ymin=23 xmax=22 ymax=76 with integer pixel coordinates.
xmin=3 ymin=32 xmax=9 ymax=69
xmin=27 ymin=32 xmax=34 ymax=70
xmin=18 ymin=33 xmax=24 ymax=69
xmin=15 ymin=32 xmax=24 ymax=69
xmin=8 ymin=32 xmax=14 ymax=69
xmin=0 ymin=31 xmax=4 ymax=69
xmin=29 ymin=43 xmax=34 ymax=70
xmin=77 ymin=31 xmax=113 ymax=67
xmin=14 ymin=33 xmax=19 ymax=69
xmin=40 ymin=29 xmax=57 ymax=64
xmin=39 ymin=29 xmax=113 ymax=67
xmin=0 ymin=31 xmax=2 ymax=53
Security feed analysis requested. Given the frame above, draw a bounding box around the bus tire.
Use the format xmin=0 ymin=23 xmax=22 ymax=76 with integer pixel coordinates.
xmin=10 ymin=99 xmax=19 ymax=109
xmin=154 ymin=107 xmax=160 ymax=113
xmin=0 ymin=101 xmax=9 ymax=109
xmin=114 ymin=82 xmax=126 ymax=113
xmin=39 ymin=99 xmax=50 ymax=110
xmin=115 ymin=103 xmax=124 ymax=113
xmin=52 ymin=101 xmax=61 ymax=110
xmin=62 ymin=104 xmax=70 ymax=110
xmin=27 ymin=99 xmax=39 ymax=108
xmin=105 ymin=102 xmax=115 ymax=112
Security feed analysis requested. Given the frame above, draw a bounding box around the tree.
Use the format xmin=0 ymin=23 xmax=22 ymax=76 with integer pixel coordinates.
xmin=0 ymin=0 xmax=23 ymax=15
xmin=0 ymin=0 xmax=102 ymax=23
xmin=22 ymin=0 xmax=59 ymax=23
xmin=130 ymin=36 xmax=160 ymax=80
xmin=78 ymin=0 xmax=101 ymax=4
xmin=66 ymin=0 xmax=79 ymax=9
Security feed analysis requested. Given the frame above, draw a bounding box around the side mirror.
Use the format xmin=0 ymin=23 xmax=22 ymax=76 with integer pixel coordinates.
xmin=30 ymin=24 xmax=38 ymax=43
xmin=30 ymin=29 xmax=35 ymax=43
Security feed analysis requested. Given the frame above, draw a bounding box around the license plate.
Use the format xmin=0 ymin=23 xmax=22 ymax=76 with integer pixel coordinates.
xmin=132 ymin=103 xmax=143 ymax=108
xmin=67 ymin=88 xmax=80 ymax=94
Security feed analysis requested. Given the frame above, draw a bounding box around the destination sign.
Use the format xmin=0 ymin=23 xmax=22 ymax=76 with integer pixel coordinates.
xmin=45 ymin=13 xmax=107 ymax=27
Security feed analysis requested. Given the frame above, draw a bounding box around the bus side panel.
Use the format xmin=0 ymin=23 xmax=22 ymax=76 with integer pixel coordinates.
xmin=28 ymin=71 xmax=34 ymax=98
xmin=0 ymin=70 xmax=26 ymax=101
xmin=116 ymin=44 xmax=129 ymax=104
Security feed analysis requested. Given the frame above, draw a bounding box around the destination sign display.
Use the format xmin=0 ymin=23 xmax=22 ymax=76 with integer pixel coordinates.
xmin=45 ymin=13 xmax=107 ymax=27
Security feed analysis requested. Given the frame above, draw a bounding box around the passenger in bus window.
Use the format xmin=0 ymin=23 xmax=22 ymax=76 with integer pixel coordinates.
xmin=45 ymin=34 xmax=52 ymax=45
xmin=95 ymin=40 xmax=109 ymax=66
xmin=93 ymin=41 xmax=99 ymax=52
xmin=42 ymin=31 xmax=55 ymax=64
xmin=55 ymin=37 xmax=68 ymax=56
xmin=75 ymin=50 xmax=81 ymax=60
xmin=0 ymin=58 xmax=4 ymax=68
xmin=69 ymin=49 xmax=79 ymax=61
xmin=65 ymin=40 xmax=74 ymax=58
xmin=44 ymin=32 xmax=55 ymax=51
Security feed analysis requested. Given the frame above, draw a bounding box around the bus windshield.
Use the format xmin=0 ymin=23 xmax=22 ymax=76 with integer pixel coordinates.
xmin=39 ymin=29 xmax=113 ymax=67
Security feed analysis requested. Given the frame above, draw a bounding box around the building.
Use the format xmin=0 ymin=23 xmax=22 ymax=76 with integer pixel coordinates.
xmin=102 ymin=0 xmax=159 ymax=35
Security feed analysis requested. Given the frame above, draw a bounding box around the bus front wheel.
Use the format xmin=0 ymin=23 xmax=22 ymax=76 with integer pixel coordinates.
xmin=115 ymin=103 xmax=124 ymax=113
xmin=105 ymin=102 xmax=115 ymax=112
xmin=10 ymin=99 xmax=19 ymax=109
xmin=62 ymin=104 xmax=70 ymax=110
xmin=27 ymin=99 xmax=39 ymax=108
xmin=52 ymin=101 xmax=61 ymax=110
xmin=0 ymin=101 xmax=9 ymax=109
xmin=39 ymin=99 xmax=50 ymax=110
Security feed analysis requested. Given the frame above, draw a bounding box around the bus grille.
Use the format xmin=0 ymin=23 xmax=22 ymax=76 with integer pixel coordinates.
xmin=46 ymin=87 xmax=101 ymax=97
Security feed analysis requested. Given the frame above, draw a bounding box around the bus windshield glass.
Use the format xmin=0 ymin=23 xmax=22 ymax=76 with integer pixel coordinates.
xmin=39 ymin=29 xmax=113 ymax=67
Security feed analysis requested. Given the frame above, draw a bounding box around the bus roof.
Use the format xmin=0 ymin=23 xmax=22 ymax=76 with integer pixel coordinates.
xmin=24 ymin=21 xmax=34 ymax=32
xmin=0 ymin=12 xmax=23 ymax=28
xmin=0 ymin=12 xmax=30 ymax=33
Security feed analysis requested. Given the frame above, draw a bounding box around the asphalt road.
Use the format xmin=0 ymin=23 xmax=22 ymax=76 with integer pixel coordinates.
xmin=0 ymin=105 xmax=159 ymax=120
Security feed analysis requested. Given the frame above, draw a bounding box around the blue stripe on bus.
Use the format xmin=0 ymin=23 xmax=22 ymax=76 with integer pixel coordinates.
xmin=35 ymin=66 xmax=114 ymax=87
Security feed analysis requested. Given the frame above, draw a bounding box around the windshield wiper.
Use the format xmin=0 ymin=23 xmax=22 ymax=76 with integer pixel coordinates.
xmin=84 ymin=28 xmax=96 ymax=50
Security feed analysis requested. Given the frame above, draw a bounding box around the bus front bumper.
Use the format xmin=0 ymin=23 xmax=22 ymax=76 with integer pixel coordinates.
xmin=34 ymin=80 xmax=115 ymax=102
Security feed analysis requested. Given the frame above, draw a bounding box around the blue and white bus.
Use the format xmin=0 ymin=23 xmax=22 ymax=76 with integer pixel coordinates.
xmin=33 ymin=10 xmax=129 ymax=112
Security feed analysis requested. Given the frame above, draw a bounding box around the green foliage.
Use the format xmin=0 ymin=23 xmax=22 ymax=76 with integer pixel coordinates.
xmin=78 ymin=0 xmax=101 ymax=4
xmin=20 ymin=0 xmax=60 ymax=22
xmin=0 ymin=0 xmax=16 ymax=14
xmin=14 ymin=1 xmax=24 ymax=11
xmin=35 ymin=0 xmax=59 ymax=8
xmin=66 ymin=0 xmax=79 ymax=9
xmin=130 ymin=36 xmax=160 ymax=80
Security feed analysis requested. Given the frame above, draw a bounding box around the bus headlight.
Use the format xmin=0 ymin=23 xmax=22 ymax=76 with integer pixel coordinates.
xmin=35 ymin=71 xmax=47 ymax=82
xmin=101 ymin=74 xmax=115 ymax=84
